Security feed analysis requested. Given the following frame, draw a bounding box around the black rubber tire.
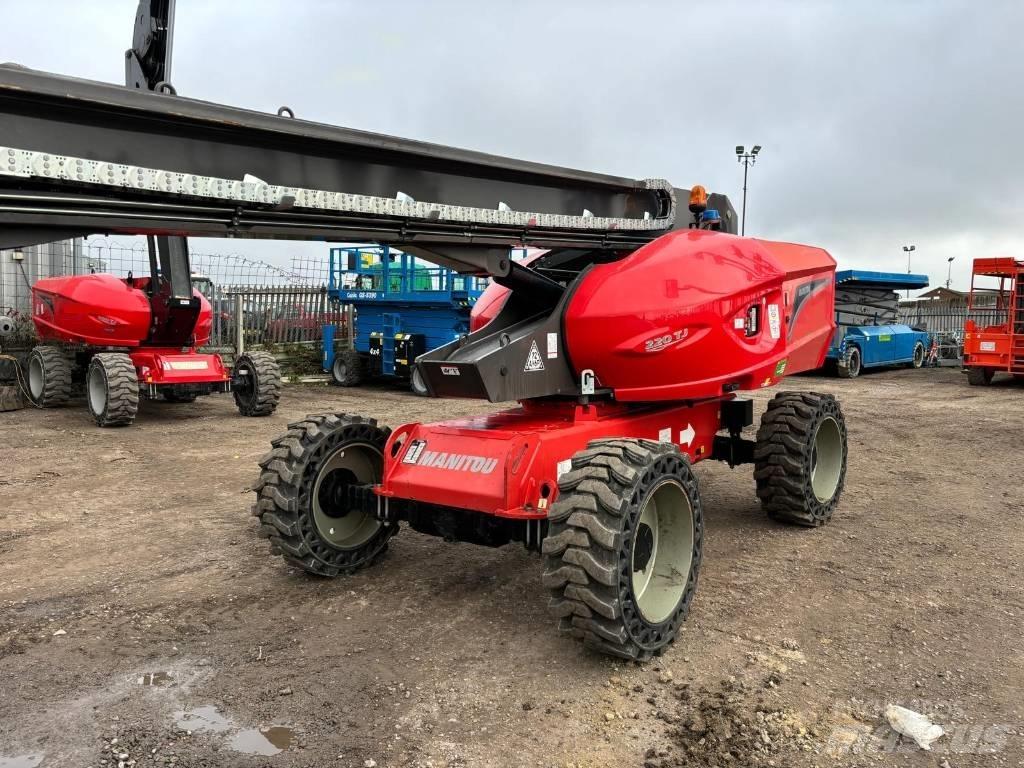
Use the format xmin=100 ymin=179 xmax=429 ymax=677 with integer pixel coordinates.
xmin=252 ymin=414 xmax=397 ymax=576
xmin=26 ymin=345 xmax=73 ymax=407
xmin=233 ymin=351 xmax=281 ymax=417
xmin=541 ymin=439 xmax=703 ymax=661
xmin=409 ymin=365 xmax=429 ymax=396
xmin=86 ymin=353 xmax=139 ymax=427
xmin=163 ymin=389 xmax=197 ymax=404
xmin=966 ymin=367 xmax=994 ymax=386
xmin=330 ymin=350 xmax=364 ymax=387
xmin=754 ymin=392 xmax=847 ymax=526
xmin=836 ymin=346 xmax=861 ymax=378
xmin=911 ymin=341 xmax=925 ymax=369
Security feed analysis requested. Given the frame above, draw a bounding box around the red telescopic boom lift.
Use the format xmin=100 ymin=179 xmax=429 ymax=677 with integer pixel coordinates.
xmin=0 ymin=3 xmax=847 ymax=657
xmin=23 ymin=0 xmax=281 ymax=426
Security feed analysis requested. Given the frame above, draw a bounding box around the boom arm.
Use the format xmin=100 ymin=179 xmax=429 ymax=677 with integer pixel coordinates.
xmin=125 ymin=0 xmax=176 ymax=91
xmin=0 ymin=62 xmax=737 ymax=270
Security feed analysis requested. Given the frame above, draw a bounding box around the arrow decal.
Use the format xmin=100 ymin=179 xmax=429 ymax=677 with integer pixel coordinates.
xmin=679 ymin=423 xmax=695 ymax=447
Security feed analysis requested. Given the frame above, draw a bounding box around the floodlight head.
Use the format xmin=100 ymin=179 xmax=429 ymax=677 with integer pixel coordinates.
xmin=735 ymin=145 xmax=744 ymax=155
xmin=752 ymin=145 xmax=762 ymax=155
xmin=947 ymin=256 xmax=955 ymax=263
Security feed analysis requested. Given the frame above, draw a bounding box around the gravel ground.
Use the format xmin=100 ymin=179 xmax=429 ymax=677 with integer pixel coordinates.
xmin=1 ymin=367 xmax=1021 ymax=767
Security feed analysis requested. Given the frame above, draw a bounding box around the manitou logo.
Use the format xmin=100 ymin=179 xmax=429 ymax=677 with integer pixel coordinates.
xmin=401 ymin=440 xmax=498 ymax=474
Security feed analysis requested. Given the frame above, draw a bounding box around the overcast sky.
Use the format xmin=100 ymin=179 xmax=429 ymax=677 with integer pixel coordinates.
xmin=4 ymin=0 xmax=1023 ymax=291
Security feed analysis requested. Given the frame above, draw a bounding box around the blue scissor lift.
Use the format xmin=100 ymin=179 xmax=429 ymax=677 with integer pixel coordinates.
xmin=825 ymin=269 xmax=931 ymax=377
xmin=323 ymin=245 xmax=487 ymax=391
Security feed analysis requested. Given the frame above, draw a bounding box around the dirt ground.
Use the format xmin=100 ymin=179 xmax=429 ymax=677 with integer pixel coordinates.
xmin=1 ymin=368 xmax=1022 ymax=768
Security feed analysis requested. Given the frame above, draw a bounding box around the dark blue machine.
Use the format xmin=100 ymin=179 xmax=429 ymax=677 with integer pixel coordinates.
xmin=322 ymin=245 xmax=487 ymax=390
xmin=826 ymin=270 xmax=931 ymax=378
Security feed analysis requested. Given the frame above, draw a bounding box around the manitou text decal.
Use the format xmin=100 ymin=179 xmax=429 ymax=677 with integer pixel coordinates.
xmin=402 ymin=440 xmax=498 ymax=474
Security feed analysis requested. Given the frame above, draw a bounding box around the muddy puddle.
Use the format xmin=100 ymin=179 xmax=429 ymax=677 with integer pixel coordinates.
xmin=174 ymin=705 xmax=293 ymax=755
xmin=175 ymin=704 xmax=234 ymax=733
xmin=229 ymin=726 xmax=294 ymax=756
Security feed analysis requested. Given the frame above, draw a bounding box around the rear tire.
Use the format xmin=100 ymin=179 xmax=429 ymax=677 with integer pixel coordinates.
xmin=966 ymin=367 xmax=994 ymax=386
xmin=252 ymin=414 xmax=397 ymax=576
xmin=542 ymin=439 xmax=703 ymax=661
xmin=754 ymin=392 xmax=847 ymax=526
xmin=836 ymin=346 xmax=861 ymax=378
xmin=911 ymin=341 xmax=925 ymax=368
xmin=233 ymin=352 xmax=281 ymax=416
xmin=86 ymin=353 xmax=139 ymax=427
xmin=331 ymin=350 xmax=364 ymax=387
xmin=26 ymin=345 xmax=72 ymax=406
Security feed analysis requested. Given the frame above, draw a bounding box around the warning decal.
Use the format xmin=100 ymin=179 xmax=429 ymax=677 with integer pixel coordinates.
xmin=767 ymin=304 xmax=781 ymax=339
xmin=524 ymin=340 xmax=545 ymax=372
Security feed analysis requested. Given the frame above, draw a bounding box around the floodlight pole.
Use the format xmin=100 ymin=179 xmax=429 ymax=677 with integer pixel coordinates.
xmin=902 ymin=244 xmax=916 ymax=299
xmin=946 ymin=257 xmax=955 ymax=289
xmin=735 ymin=145 xmax=761 ymax=236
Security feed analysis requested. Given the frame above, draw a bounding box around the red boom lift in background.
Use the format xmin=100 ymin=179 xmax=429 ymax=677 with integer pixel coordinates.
xmin=23 ymin=0 xmax=280 ymax=426
xmin=962 ymin=257 xmax=1024 ymax=385
xmin=0 ymin=1 xmax=848 ymax=657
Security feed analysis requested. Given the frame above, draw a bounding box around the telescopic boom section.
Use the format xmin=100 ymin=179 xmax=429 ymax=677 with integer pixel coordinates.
xmin=0 ymin=65 xmax=726 ymax=274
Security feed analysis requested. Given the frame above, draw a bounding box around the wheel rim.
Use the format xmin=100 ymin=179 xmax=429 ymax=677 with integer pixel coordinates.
xmin=28 ymin=356 xmax=44 ymax=399
xmin=631 ymin=479 xmax=694 ymax=624
xmin=850 ymin=350 xmax=860 ymax=376
xmin=810 ymin=416 xmax=843 ymax=502
xmin=311 ymin=441 xmax=383 ymax=549
xmin=333 ymin=359 xmax=347 ymax=382
xmin=87 ymin=364 xmax=106 ymax=415
xmin=914 ymin=344 xmax=924 ymax=366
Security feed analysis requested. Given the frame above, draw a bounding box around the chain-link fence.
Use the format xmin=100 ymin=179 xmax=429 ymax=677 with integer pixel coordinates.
xmin=0 ymin=238 xmax=346 ymax=366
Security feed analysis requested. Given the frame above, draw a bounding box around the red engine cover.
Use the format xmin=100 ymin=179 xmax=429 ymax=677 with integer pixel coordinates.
xmin=32 ymin=274 xmax=213 ymax=347
xmin=563 ymin=230 xmax=835 ymax=400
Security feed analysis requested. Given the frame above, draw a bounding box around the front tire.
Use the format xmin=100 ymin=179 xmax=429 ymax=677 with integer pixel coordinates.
xmin=330 ymin=350 xmax=364 ymax=387
xmin=252 ymin=414 xmax=397 ymax=576
xmin=27 ymin=346 xmax=72 ymax=407
xmin=966 ymin=367 xmax=994 ymax=386
xmin=836 ymin=346 xmax=861 ymax=378
xmin=542 ymin=439 xmax=703 ymax=661
xmin=754 ymin=392 xmax=847 ymax=526
xmin=86 ymin=353 xmax=139 ymax=427
xmin=409 ymin=365 xmax=429 ymax=396
xmin=233 ymin=352 xmax=281 ymax=416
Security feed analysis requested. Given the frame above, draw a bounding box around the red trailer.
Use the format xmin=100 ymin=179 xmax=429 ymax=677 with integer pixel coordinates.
xmin=962 ymin=257 xmax=1024 ymax=385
